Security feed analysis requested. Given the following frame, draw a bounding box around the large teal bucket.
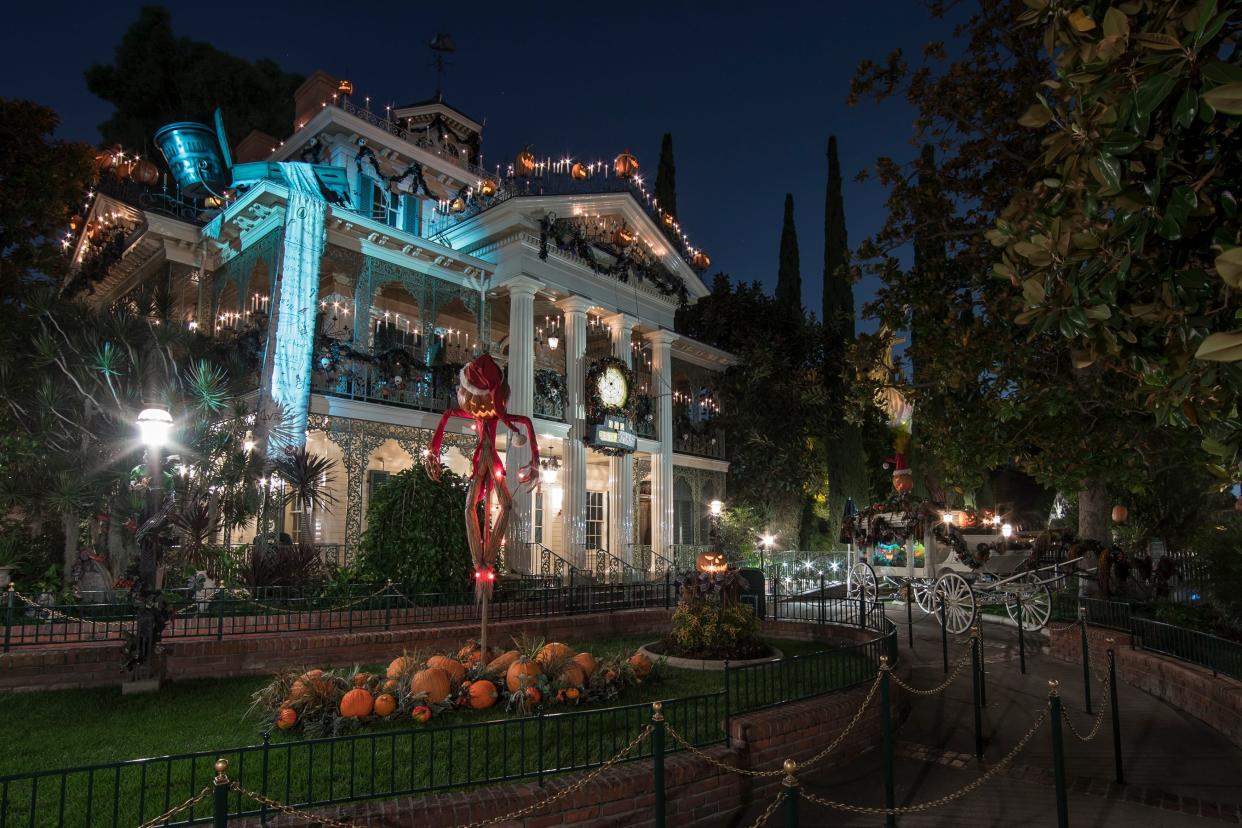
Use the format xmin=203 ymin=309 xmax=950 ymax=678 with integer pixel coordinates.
xmin=154 ymin=122 xmax=227 ymax=197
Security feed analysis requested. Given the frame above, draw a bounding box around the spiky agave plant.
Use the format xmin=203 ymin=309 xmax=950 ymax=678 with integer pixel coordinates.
xmin=268 ymin=448 xmax=339 ymax=543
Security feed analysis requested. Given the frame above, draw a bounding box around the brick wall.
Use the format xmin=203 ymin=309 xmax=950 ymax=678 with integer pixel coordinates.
xmin=233 ymin=623 xmax=903 ymax=827
xmin=1048 ymin=624 xmax=1242 ymax=748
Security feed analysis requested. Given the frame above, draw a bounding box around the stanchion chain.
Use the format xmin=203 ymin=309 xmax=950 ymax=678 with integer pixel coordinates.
xmin=240 ymin=582 xmax=395 ymax=616
xmin=1060 ymin=670 xmax=1112 ymax=742
xmin=889 ymin=646 xmax=974 ymax=697
xmin=799 ymin=707 xmax=1050 ymax=816
xmin=11 ymin=589 xmax=122 ymax=626
xmin=134 ymin=786 xmax=213 ymax=828
xmin=746 ymin=788 xmax=787 ymax=828
xmin=228 ymin=783 xmax=362 ymax=828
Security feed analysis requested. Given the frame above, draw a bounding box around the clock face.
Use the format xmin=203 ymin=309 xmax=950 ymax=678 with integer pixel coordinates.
xmin=597 ymin=366 xmax=629 ymax=409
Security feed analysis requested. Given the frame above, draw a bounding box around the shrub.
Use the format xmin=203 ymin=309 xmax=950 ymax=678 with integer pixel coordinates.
xmin=1189 ymin=516 xmax=1242 ymax=633
xmin=355 ymin=467 xmax=471 ymax=592
xmin=667 ymin=570 xmax=761 ymax=658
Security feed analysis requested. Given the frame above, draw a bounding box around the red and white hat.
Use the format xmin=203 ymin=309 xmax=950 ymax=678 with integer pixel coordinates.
xmin=459 ymin=354 xmax=509 ymax=408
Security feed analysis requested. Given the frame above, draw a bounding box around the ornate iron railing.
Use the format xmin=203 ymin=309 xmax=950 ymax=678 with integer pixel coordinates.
xmin=94 ymin=175 xmax=208 ymax=225
xmin=526 ymin=542 xmax=581 ymax=585
xmin=532 ymin=369 xmax=566 ymax=421
xmin=671 ymin=429 xmax=726 ymax=460
xmin=310 ymin=355 xmax=458 ymax=414
xmin=588 ymin=547 xmax=642 ymax=584
xmin=630 ymin=544 xmax=674 ymax=579
xmin=668 ymin=544 xmax=708 ymax=574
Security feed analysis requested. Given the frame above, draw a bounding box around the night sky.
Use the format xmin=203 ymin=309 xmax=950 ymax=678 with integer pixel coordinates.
xmin=1 ymin=1 xmax=955 ymax=330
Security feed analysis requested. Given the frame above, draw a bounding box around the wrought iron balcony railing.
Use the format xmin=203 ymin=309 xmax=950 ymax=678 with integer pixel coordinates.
xmin=311 ymin=353 xmax=458 ymax=414
xmin=672 ymin=429 xmax=726 ymax=460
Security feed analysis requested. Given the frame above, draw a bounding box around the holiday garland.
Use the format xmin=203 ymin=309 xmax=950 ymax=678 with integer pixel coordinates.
xmin=583 ymin=356 xmax=639 ymax=456
xmin=538 ymin=215 xmax=689 ymax=303
xmin=355 ymin=142 xmax=435 ymax=199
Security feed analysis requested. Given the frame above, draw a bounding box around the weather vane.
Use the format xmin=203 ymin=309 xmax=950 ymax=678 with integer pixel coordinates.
xmin=429 ymin=33 xmax=455 ymax=99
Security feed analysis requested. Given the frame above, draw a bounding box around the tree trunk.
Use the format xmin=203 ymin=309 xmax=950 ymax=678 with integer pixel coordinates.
xmin=1077 ymin=480 xmax=1109 ymax=543
xmin=61 ymin=509 xmax=79 ymax=588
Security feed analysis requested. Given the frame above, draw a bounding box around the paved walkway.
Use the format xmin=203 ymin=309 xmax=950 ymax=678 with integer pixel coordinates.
xmin=738 ymin=605 xmax=1242 ymax=826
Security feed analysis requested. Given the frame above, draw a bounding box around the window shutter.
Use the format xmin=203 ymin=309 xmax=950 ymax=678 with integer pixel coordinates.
xmin=355 ymin=176 xmax=374 ymax=216
xmin=401 ymin=194 xmax=420 ymax=234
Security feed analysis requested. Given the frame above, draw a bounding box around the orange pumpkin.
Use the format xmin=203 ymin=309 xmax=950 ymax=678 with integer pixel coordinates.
xmin=410 ymin=667 xmax=452 ymax=703
xmin=537 ymin=642 xmax=573 ymax=666
xmin=564 ymin=687 xmax=580 ymax=702
xmin=427 ymin=655 xmax=466 ymax=684
xmin=506 ymin=657 xmax=542 ymax=693
xmin=1111 ymin=504 xmax=1129 ymax=523
xmin=387 ymin=656 xmax=416 ymax=679
xmin=412 ymin=704 xmax=433 ymax=723
xmin=466 ymin=680 xmax=498 ymax=710
xmin=571 ymin=652 xmax=597 ymax=678
xmin=487 ymin=650 xmax=520 ymax=674
xmin=373 ymin=693 xmax=398 ymax=717
xmin=339 ymin=688 xmax=374 ymax=718
xmin=275 ymin=707 xmax=297 ymax=730
xmin=382 ymin=678 xmax=400 ymax=692
xmin=353 ymin=672 xmax=372 ymax=687
xmin=629 ymin=653 xmax=653 ymax=679
xmin=457 ymin=640 xmax=481 ymax=660
xmin=559 ymin=663 xmax=587 ymax=688
xmin=892 ymin=470 xmax=914 ymax=494
xmin=131 ymin=159 xmax=159 ymax=186
xmin=290 ymin=669 xmax=330 ymax=699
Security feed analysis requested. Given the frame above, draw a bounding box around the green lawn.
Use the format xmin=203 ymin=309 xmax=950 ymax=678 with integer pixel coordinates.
xmin=0 ymin=636 xmax=865 ymax=827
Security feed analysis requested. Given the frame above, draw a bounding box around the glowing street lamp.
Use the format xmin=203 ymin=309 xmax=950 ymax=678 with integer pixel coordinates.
xmin=1001 ymin=523 xmax=1013 ymax=538
xmin=709 ymin=499 xmax=724 ymax=517
xmin=136 ymin=406 xmax=172 ymax=447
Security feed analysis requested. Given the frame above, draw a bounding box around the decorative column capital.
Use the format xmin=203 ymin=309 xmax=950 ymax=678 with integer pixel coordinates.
xmin=555 ymin=294 xmax=595 ymax=316
xmin=644 ymin=327 xmax=679 ymax=347
xmin=501 ymin=274 xmax=544 ymax=298
xmin=604 ymin=311 xmax=637 ymax=337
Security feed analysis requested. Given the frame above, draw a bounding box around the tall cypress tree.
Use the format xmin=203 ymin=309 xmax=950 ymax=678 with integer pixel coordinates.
xmin=775 ymin=193 xmax=801 ymax=319
xmin=654 ymin=133 xmax=677 ymax=219
xmin=822 ymin=136 xmax=852 ymax=339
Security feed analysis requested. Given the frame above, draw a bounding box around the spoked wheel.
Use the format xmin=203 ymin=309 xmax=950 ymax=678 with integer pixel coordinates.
xmin=1005 ymin=577 xmax=1052 ymax=630
xmin=933 ymin=572 xmax=976 ymax=635
xmin=910 ymin=578 xmax=937 ymax=614
xmin=847 ymin=562 xmax=877 ymax=603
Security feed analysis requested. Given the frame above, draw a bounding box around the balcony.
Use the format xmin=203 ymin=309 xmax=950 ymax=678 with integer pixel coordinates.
xmin=311 ymin=350 xmax=459 ymax=414
xmin=94 ymin=175 xmax=210 ymax=226
xmin=672 ymin=427 xmax=726 ymax=461
xmin=533 ymin=368 xmax=566 ymax=422
xmin=634 ymin=394 xmax=657 ymax=439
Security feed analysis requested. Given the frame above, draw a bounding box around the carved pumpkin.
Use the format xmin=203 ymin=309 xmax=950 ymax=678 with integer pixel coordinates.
xmin=373 ymin=693 xmax=398 ymax=717
xmin=427 ymin=655 xmax=466 ymax=684
xmin=338 ymin=79 xmax=354 ymax=95
xmin=662 ymin=212 xmax=675 ymax=228
xmin=466 ymin=680 xmax=498 ymax=709
xmin=696 ymin=551 xmax=728 ymax=573
xmin=506 ymin=657 xmax=542 ymax=693
xmin=614 ymin=150 xmax=639 ymax=178
xmin=571 ymin=652 xmax=597 ymax=679
xmin=132 ymin=159 xmax=159 ymax=186
xmin=449 ymin=196 xmax=466 ymax=213
xmin=628 ymin=652 xmax=653 ymax=679
xmin=613 ymin=225 xmax=636 ymax=248
xmin=516 ymin=146 xmax=536 ymax=177
xmin=339 ymin=688 xmax=374 ymax=718
xmin=479 ymin=179 xmax=498 ymax=198
xmin=1111 ymin=504 xmax=1128 ymax=524
xmin=536 ymin=642 xmax=573 ymax=666
xmin=571 ymin=162 xmax=588 ymax=180
xmin=487 ymin=650 xmax=521 ymax=674
xmin=410 ymin=667 xmax=452 ymax=703
xmin=892 ymin=469 xmax=914 ymax=494
xmin=276 ymin=708 xmax=297 ymax=730
xmin=387 ymin=656 xmax=416 ymax=679
xmin=691 ymin=251 xmax=711 ymax=270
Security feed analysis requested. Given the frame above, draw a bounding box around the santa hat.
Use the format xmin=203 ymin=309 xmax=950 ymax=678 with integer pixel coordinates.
xmin=884 ymin=453 xmax=909 ymax=472
xmin=459 ymin=354 xmax=505 ymax=397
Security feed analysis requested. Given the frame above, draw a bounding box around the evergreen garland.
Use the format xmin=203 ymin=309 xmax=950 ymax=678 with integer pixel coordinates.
xmin=355 ymin=142 xmax=435 ymax=198
xmin=537 ymin=215 xmax=689 ymax=304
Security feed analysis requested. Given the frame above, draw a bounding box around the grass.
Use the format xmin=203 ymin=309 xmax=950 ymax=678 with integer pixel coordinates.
xmin=0 ymin=635 xmax=869 ymax=828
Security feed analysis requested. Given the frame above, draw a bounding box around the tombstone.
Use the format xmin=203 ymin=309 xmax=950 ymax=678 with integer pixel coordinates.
xmin=77 ymin=558 xmax=114 ymax=605
xmin=737 ymin=567 xmax=766 ymax=619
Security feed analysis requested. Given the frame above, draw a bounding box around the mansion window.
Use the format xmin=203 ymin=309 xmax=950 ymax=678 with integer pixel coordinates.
xmin=585 ymin=491 xmax=606 ymax=550
xmin=533 ymin=492 xmax=543 ymax=544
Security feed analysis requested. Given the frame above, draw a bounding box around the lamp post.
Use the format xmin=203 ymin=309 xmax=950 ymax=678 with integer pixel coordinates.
xmin=132 ymin=405 xmax=172 ymax=685
xmin=708 ymin=499 xmax=724 ymax=561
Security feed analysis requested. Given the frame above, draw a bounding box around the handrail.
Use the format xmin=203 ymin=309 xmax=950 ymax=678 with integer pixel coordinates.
xmin=526 ymin=541 xmax=582 ymax=584
xmin=631 ymin=544 xmax=674 ymax=579
xmin=587 ymin=547 xmax=641 ymax=584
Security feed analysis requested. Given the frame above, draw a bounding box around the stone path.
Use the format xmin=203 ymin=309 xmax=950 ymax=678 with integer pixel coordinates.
xmin=736 ymin=604 xmax=1242 ymax=826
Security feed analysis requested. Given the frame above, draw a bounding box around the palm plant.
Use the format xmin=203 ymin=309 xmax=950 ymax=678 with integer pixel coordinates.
xmin=268 ymin=448 xmax=339 ymax=543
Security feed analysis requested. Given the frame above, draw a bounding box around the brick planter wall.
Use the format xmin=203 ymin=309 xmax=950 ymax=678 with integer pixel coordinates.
xmin=1048 ymin=624 xmax=1242 ymax=748
xmin=232 ymin=623 xmax=903 ymax=828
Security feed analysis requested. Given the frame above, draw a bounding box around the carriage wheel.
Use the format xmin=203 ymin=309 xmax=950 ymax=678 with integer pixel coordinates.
xmin=847 ymin=562 xmax=877 ymax=602
xmin=1006 ymin=578 xmax=1052 ymax=630
xmin=912 ymin=579 xmax=937 ymax=615
xmin=934 ymin=573 xmax=976 ymax=635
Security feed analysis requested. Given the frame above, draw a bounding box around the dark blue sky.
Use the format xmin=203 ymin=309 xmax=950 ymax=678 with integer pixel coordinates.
xmin=1 ymin=1 xmax=955 ymax=330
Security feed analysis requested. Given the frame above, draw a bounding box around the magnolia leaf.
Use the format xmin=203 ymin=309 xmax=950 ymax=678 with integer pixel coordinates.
xmin=1214 ymin=247 xmax=1242 ymax=288
xmin=1134 ymin=32 xmax=1182 ymax=49
xmin=1084 ymin=304 xmax=1112 ymax=320
xmin=1022 ymin=278 xmax=1047 ymax=305
xmin=1015 ymin=308 xmax=1041 ymax=325
xmin=1068 ymin=8 xmax=1096 ymax=31
xmin=992 ymin=261 xmax=1015 ymax=280
xmin=1018 ymin=103 xmax=1054 ymax=128
xmin=1194 ymin=331 xmax=1242 ymax=361
xmin=1071 ymin=350 xmax=1096 ymax=370
xmin=1202 ymin=82 xmax=1242 ymax=115
xmin=1089 ymin=153 xmax=1122 ymax=191
xmin=1102 ymin=7 xmax=1129 ymax=38
xmin=1175 ymin=87 xmax=1199 ymax=127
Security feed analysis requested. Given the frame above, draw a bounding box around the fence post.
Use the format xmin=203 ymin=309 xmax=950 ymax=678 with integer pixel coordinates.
xmin=818 ymin=575 xmax=825 ymax=625
xmin=939 ymin=593 xmax=949 ymax=674
xmin=1079 ymin=606 xmax=1093 ymax=714
xmin=1048 ymin=681 xmax=1069 ymax=828
xmin=977 ymin=623 xmax=987 ymax=708
xmin=213 ymin=758 xmax=230 ymax=828
xmin=259 ymin=731 xmax=271 ymax=825
xmin=1016 ymin=592 xmax=1026 ymax=675
xmin=880 ymin=656 xmax=896 ymax=828
xmin=1107 ymin=639 xmax=1125 ymax=785
xmin=664 ymin=570 xmax=671 ymax=610
xmin=723 ymin=659 xmax=731 ymax=746
xmin=971 ymin=626 xmax=984 ymax=762
xmin=858 ymin=586 xmax=866 ymax=629
xmin=383 ymin=579 xmax=392 ymax=631
xmin=536 ymin=705 xmax=546 ymax=787
xmin=216 ymin=595 xmax=225 ymax=642
xmin=782 ymin=759 xmax=799 ymax=828
xmin=905 ymin=582 xmax=914 ymax=649
xmin=3 ymin=583 xmax=14 ymax=654
xmin=652 ymin=702 xmax=666 ymax=828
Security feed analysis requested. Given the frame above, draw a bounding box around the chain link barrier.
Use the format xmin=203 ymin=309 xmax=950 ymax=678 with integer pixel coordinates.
xmin=798 ymin=707 xmax=1050 ymax=816
xmin=134 ymin=786 xmax=212 ymax=828
xmin=1060 ymin=668 xmax=1112 ymax=742
xmin=889 ymin=645 xmax=975 ymax=697
xmin=236 ymin=582 xmax=396 ymax=616
xmin=10 ymin=588 xmax=129 ymax=626
xmin=746 ymin=788 xmax=787 ymax=828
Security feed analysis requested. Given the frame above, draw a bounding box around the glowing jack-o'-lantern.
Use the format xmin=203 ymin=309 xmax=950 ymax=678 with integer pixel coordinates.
xmin=479 ymin=179 xmax=498 ymax=198
xmin=450 ymin=196 xmax=466 ymax=214
xmin=132 ymin=159 xmax=159 ymax=186
xmin=516 ymin=146 xmax=536 ymax=177
xmin=691 ymin=251 xmax=711 ymax=270
xmin=571 ymin=162 xmax=588 ymax=180
xmin=661 ymin=212 xmax=675 ymax=228
xmin=613 ymin=225 xmax=636 ymax=248
xmin=614 ymin=150 xmax=639 ymax=179
xmin=338 ymin=79 xmax=354 ymax=95
xmin=696 ymin=551 xmax=728 ymax=573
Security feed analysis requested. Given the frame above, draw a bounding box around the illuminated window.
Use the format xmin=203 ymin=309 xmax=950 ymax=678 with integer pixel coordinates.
xmin=534 ymin=492 xmax=543 ymax=544
xmin=585 ymin=491 xmax=606 ymax=550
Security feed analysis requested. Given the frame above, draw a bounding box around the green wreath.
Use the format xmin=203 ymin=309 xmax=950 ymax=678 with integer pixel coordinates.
xmin=585 ymin=357 xmax=638 ymax=420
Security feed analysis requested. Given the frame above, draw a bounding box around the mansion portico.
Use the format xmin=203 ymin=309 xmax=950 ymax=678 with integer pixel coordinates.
xmin=71 ymin=70 xmax=732 ymax=581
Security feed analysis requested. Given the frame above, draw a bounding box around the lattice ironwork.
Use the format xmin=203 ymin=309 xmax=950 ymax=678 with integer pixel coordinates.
xmin=212 ymin=226 xmax=284 ymax=320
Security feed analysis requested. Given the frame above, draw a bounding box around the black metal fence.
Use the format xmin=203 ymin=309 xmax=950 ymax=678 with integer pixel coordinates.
xmin=0 ymin=599 xmax=896 ymax=827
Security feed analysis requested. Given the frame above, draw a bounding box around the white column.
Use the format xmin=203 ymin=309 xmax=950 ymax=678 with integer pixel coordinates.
xmin=607 ymin=313 xmax=636 ymax=565
xmin=646 ymin=329 xmax=678 ymax=564
xmin=503 ymin=275 xmax=542 ymax=572
xmin=557 ymin=295 xmax=593 ymax=569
